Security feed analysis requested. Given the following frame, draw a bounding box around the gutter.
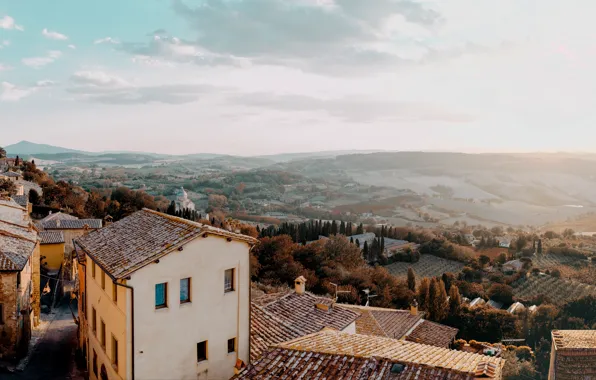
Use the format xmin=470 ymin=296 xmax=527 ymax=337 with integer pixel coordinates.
xmin=114 ymin=280 xmax=135 ymax=380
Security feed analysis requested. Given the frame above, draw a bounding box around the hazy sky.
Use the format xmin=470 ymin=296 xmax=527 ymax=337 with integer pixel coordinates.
xmin=1 ymin=1 xmax=595 ymax=155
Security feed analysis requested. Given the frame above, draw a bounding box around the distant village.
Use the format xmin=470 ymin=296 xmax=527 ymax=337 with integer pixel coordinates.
xmin=1 ymin=154 xmax=595 ymax=380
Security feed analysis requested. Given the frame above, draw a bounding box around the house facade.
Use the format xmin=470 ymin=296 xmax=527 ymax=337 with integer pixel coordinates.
xmin=74 ymin=209 xmax=257 ymax=380
xmin=549 ymin=330 xmax=596 ymax=379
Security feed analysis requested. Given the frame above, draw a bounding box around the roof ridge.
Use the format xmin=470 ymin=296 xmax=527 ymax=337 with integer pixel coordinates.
xmin=0 ymin=228 xmax=37 ymax=243
xmin=141 ymin=208 xmax=203 ymax=229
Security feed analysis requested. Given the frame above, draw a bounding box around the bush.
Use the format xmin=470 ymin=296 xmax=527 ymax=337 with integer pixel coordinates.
xmin=550 ymin=269 xmax=561 ymax=278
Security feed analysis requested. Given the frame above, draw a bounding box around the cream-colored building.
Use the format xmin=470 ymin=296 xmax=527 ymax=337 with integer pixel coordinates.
xmin=74 ymin=209 xmax=257 ymax=380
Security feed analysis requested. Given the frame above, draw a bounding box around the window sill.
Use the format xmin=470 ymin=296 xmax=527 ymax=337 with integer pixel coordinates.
xmin=180 ymin=300 xmax=191 ymax=305
xmin=224 ymin=290 xmax=235 ymax=294
xmin=155 ymin=305 xmax=168 ymax=310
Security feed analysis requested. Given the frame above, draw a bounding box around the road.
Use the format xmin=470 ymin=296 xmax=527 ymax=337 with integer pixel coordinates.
xmin=4 ymin=300 xmax=84 ymax=380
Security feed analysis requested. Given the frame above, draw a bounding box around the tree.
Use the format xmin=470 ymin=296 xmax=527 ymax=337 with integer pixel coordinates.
xmin=28 ymin=189 xmax=41 ymax=205
xmin=363 ymin=241 xmax=369 ymax=261
xmin=427 ymin=279 xmax=448 ymax=322
xmin=407 ymin=268 xmax=416 ymax=292
xmin=562 ymin=228 xmax=575 ymax=238
xmin=0 ymin=146 xmax=5 ymax=159
xmin=0 ymin=179 xmax=16 ymax=195
xmin=356 ymin=223 xmax=364 ymax=235
xmin=479 ymin=255 xmax=491 ymax=267
xmin=166 ymin=201 xmax=176 ymax=215
xmin=515 ymin=236 xmax=527 ymax=252
xmin=448 ymin=285 xmax=461 ymax=315
xmin=487 ymin=283 xmax=514 ymax=305
xmin=355 ymin=238 xmax=360 ymax=248
xmin=537 ymin=239 xmax=543 ymax=254
xmin=417 ymin=278 xmax=431 ymax=311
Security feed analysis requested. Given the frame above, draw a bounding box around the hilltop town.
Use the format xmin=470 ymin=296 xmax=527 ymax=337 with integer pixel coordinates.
xmin=1 ymin=148 xmax=595 ymax=380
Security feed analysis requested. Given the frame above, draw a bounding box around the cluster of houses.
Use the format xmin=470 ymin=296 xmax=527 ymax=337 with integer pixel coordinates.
xmin=1 ymin=166 xmax=595 ymax=379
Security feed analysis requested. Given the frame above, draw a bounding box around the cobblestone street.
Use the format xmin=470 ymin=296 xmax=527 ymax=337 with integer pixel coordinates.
xmin=3 ymin=300 xmax=84 ymax=380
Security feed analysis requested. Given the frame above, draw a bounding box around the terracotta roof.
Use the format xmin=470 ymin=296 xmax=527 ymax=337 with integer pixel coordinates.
xmin=339 ymin=304 xmax=422 ymax=338
xmin=275 ymin=330 xmax=504 ymax=378
xmin=11 ymin=195 xmax=28 ymax=208
xmin=1 ymin=171 xmax=21 ymax=178
xmin=251 ymin=289 xmax=292 ymax=307
xmin=236 ymin=347 xmax=477 ymax=380
xmin=552 ymin=330 xmax=596 ymax=350
xmin=237 ymin=330 xmax=504 ymax=379
xmin=40 ymin=212 xmax=78 ymax=223
xmin=0 ymin=249 xmax=30 ymax=271
xmin=41 ymin=218 xmax=102 ymax=230
xmin=0 ymin=223 xmax=36 ymax=271
xmin=250 ymin=303 xmax=302 ymax=361
xmin=406 ymin=320 xmax=459 ymax=348
xmin=75 ymin=209 xmax=257 ymax=279
xmin=0 ymin=198 xmax=26 ymax=211
xmin=39 ymin=231 xmax=65 ymax=245
xmin=15 ymin=180 xmax=42 ymax=196
xmin=262 ymin=292 xmax=360 ymax=336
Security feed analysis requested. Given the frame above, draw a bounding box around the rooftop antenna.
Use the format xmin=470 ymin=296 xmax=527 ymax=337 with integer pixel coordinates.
xmin=362 ymin=289 xmax=377 ymax=307
xmin=330 ymin=283 xmax=350 ymax=302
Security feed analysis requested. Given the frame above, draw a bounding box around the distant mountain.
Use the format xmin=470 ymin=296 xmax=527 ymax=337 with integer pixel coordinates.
xmin=256 ymin=150 xmax=388 ymax=163
xmin=4 ymin=141 xmax=85 ymax=156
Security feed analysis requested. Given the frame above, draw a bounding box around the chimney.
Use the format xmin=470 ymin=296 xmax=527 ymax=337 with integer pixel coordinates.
xmin=294 ymin=276 xmax=307 ymax=295
xmin=410 ymin=299 xmax=418 ymax=316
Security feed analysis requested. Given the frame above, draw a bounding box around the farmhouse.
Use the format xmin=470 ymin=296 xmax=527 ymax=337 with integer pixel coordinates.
xmin=549 ymin=330 xmax=596 ymax=379
xmin=236 ymin=329 xmax=506 ymax=379
xmin=507 ymin=302 xmax=526 ymax=314
xmin=503 ymin=259 xmax=524 ymax=273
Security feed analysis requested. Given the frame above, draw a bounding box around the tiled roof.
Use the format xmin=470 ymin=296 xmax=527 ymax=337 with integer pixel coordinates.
xmin=552 ymin=330 xmax=596 ymax=350
xmin=276 ymin=330 xmax=504 ymax=378
xmin=0 ymin=223 xmax=36 ymax=271
xmin=1 ymin=171 xmax=21 ymax=178
xmin=236 ymin=347 xmax=477 ymax=380
xmin=406 ymin=320 xmax=459 ymax=348
xmin=262 ymin=292 xmax=360 ymax=336
xmin=41 ymin=218 xmax=102 ymax=230
xmin=11 ymin=195 xmax=28 ymax=208
xmin=15 ymin=180 xmax=42 ymax=196
xmin=338 ymin=305 xmax=421 ymax=339
xmin=40 ymin=212 xmax=79 ymax=223
xmin=251 ymin=288 xmax=292 ymax=307
xmin=75 ymin=209 xmax=257 ymax=279
xmin=338 ymin=304 xmax=458 ymax=348
xmin=0 ymin=198 xmax=26 ymax=211
xmin=250 ymin=303 xmax=302 ymax=361
xmin=39 ymin=231 xmax=65 ymax=245
xmin=0 ymin=250 xmax=30 ymax=271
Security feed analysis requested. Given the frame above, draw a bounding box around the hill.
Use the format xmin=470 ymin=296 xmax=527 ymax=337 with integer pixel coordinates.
xmin=5 ymin=140 xmax=84 ymax=155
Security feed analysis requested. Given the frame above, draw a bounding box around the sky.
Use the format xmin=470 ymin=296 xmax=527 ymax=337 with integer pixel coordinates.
xmin=1 ymin=0 xmax=595 ymax=156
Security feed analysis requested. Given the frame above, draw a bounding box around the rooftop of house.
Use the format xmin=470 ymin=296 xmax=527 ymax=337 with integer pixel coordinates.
xmin=487 ymin=300 xmax=504 ymax=310
xmin=11 ymin=195 xmax=28 ymax=208
xmin=337 ymin=304 xmax=458 ymax=348
xmin=1 ymin=171 xmax=21 ymax=178
xmin=74 ymin=208 xmax=257 ymax=279
xmin=237 ymin=329 xmax=504 ymax=379
xmin=0 ymin=220 xmax=36 ymax=272
xmin=40 ymin=212 xmax=79 ymax=223
xmin=39 ymin=231 xmax=65 ymax=245
xmin=552 ymin=330 xmax=596 ymax=350
xmin=0 ymin=198 xmax=27 ymax=212
xmin=250 ymin=303 xmax=302 ymax=361
xmin=259 ymin=291 xmax=361 ymax=336
xmin=40 ymin=218 xmax=103 ymax=230
xmin=15 ymin=179 xmax=42 ymax=196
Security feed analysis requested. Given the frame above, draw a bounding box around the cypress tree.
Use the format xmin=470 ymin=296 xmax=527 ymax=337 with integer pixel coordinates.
xmin=363 ymin=241 xmax=369 ymax=261
xmin=407 ymin=268 xmax=416 ymax=292
xmin=355 ymin=238 xmax=360 ymax=248
xmin=448 ymin=285 xmax=462 ymax=316
xmin=357 ymin=223 xmax=364 ymax=235
xmin=350 ymin=237 xmax=354 ymax=244
xmin=339 ymin=221 xmax=346 ymax=235
xmin=167 ymin=201 xmax=176 ymax=215
xmin=418 ymin=278 xmax=430 ymax=312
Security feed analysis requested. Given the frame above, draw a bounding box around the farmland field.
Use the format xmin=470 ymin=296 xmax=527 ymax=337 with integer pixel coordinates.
xmin=386 ymin=255 xmax=465 ymax=279
xmin=512 ymin=275 xmax=596 ymax=306
xmin=532 ymin=253 xmax=584 ymax=268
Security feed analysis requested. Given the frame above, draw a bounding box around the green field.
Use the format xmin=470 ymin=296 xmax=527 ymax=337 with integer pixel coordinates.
xmin=512 ymin=275 xmax=596 ymax=305
xmin=386 ymin=254 xmax=465 ymax=279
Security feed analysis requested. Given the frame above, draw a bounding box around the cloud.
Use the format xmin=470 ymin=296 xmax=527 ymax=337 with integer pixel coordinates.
xmin=0 ymin=40 xmax=10 ymax=49
xmin=162 ymin=0 xmax=444 ymax=72
xmin=68 ymin=44 xmax=76 ymax=49
xmin=42 ymin=28 xmax=68 ymax=40
xmin=94 ymin=37 xmax=120 ymax=44
xmin=0 ymin=16 xmax=24 ymax=31
xmin=21 ymin=50 xmax=62 ymax=68
xmin=0 ymin=64 xmax=12 ymax=71
xmin=67 ymin=70 xmax=222 ymax=104
xmin=230 ymin=93 xmax=473 ymax=123
xmin=0 ymin=80 xmax=54 ymax=102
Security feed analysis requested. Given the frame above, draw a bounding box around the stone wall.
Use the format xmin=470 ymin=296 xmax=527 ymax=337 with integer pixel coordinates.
xmin=0 ymin=271 xmax=31 ymax=360
xmin=31 ymin=243 xmax=40 ymax=326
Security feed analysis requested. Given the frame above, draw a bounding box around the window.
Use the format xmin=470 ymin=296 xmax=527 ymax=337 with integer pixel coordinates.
xmin=0 ymin=304 xmax=3 ymax=324
xmin=100 ymin=320 xmax=106 ymax=348
xmin=224 ymin=269 xmax=235 ymax=293
xmin=180 ymin=278 xmax=191 ymax=303
xmin=112 ymin=283 xmax=118 ymax=303
xmin=92 ymin=307 xmax=97 ymax=334
xmin=93 ymin=350 xmax=98 ymax=376
xmin=17 ymin=272 xmax=21 ymax=289
xmin=111 ymin=335 xmax=119 ymax=368
xmin=227 ymin=338 xmax=236 ymax=354
xmin=101 ymin=271 xmax=105 ymax=290
xmin=197 ymin=341 xmax=208 ymax=362
xmin=92 ymin=261 xmax=96 ymax=278
xmin=155 ymin=282 xmax=167 ymax=308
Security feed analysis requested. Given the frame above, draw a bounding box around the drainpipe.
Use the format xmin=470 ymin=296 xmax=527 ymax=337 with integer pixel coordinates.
xmin=74 ymin=242 xmax=88 ymax=371
xmin=114 ymin=280 xmax=135 ymax=380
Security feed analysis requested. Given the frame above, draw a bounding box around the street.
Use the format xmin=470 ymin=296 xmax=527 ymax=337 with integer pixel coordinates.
xmin=3 ymin=300 xmax=84 ymax=380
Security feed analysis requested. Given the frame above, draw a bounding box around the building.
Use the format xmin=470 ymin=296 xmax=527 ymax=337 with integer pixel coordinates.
xmin=250 ymin=277 xmax=360 ymax=361
xmin=503 ymin=259 xmax=524 ymax=273
xmin=549 ymin=330 xmax=596 ymax=379
xmin=0 ymin=171 xmax=22 ymax=182
xmin=487 ymin=300 xmax=504 ymax=310
xmin=39 ymin=231 xmax=65 ymax=273
xmin=236 ymin=329 xmax=505 ymax=379
xmin=175 ymin=187 xmax=195 ymax=211
xmin=338 ymin=304 xmax=459 ymax=348
xmin=0 ymin=199 xmax=40 ymax=360
xmin=507 ymin=302 xmax=525 ymax=314
xmin=74 ymin=209 xmax=257 ymax=380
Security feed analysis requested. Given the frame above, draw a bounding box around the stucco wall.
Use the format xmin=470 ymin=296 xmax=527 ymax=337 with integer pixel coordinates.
xmin=86 ymin=259 xmax=127 ymax=380
xmin=40 ymin=243 xmax=65 ymax=271
xmin=31 ymin=243 xmax=40 ymax=326
xmin=128 ymin=235 xmax=251 ymax=380
xmin=341 ymin=321 xmax=357 ymax=334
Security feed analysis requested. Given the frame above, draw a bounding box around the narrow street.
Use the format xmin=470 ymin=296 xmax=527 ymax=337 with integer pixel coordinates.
xmin=4 ymin=300 xmax=84 ymax=380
